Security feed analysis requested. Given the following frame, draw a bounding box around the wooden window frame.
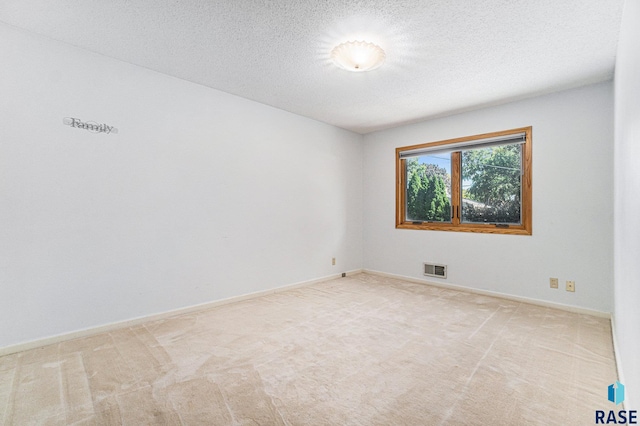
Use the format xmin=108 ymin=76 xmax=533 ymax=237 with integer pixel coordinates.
xmin=395 ymin=126 xmax=532 ymax=235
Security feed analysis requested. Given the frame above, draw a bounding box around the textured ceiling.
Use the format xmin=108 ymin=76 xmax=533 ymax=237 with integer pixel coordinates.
xmin=0 ymin=1 xmax=625 ymax=134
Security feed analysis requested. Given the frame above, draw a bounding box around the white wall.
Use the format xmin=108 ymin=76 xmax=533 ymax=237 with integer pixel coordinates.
xmin=614 ymin=0 xmax=640 ymax=410
xmin=363 ymin=82 xmax=613 ymax=313
xmin=0 ymin=24 xmax=363 ymax=349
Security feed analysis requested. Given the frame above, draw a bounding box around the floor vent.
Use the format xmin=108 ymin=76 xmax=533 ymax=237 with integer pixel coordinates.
xmin=424 ymin=263 xmax=447 ymax=279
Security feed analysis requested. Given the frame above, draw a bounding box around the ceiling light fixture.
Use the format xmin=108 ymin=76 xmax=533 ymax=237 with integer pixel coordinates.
xmin=331 ymin=40 xmax=386 ymax=72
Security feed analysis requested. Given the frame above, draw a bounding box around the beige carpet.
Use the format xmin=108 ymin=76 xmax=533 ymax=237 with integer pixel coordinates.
xmin=0 ymin=273 xmax=617 ymax=425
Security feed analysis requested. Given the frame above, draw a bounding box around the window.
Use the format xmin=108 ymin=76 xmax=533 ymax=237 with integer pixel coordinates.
xmin=396 ymin=127 xmax=532 ymax=235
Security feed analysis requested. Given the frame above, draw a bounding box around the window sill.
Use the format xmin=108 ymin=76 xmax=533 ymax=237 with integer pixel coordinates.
xmin=396 ymin=222 xmax=532 ymax=235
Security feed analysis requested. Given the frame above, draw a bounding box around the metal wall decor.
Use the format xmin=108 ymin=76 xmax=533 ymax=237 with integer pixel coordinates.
xmin=63 ymin=117 xmax=118 ymax=134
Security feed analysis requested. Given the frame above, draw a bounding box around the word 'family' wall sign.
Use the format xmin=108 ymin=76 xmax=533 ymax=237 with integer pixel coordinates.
xmin=63 ymin=117 xmax=118 ymax=134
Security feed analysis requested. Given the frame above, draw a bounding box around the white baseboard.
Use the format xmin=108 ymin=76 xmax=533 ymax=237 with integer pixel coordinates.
xmin=1 ymin=268 xmax=611 ymax=357
xmin=0 ymin=269 xmax=363 ymax=357
xmin=363 ymin=269 xmax=611 ymax=318
xmin=609 ymin=315 xmax=629 ymax=410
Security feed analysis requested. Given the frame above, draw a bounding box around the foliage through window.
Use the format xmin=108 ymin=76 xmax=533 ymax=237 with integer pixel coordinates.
xmin=396 ymin=127 xmax=532 ymax=235
xmin=406 ymin=154 xmax=451 ymax=222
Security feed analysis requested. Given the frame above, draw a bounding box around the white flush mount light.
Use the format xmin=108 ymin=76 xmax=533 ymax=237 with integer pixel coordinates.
xmin=331 ymin=40 xmax=386 ymax=72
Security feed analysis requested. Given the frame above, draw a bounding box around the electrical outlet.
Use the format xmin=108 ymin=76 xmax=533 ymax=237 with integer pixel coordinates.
xmin=550 ymin=278 xmax=558 ymax=289
xmin=566 ymin=280 xmax=575 ymax=292
xmin=332 ymin=257 xmax=336 ymax=266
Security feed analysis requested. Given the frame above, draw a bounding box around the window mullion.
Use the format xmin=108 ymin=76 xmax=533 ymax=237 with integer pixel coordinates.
xmin=451 ymin=151 xmax=461 ymax=226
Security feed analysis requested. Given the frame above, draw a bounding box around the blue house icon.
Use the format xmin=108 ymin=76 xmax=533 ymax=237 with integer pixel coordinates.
xmin=608 ymin=381 xmax=625 ymax=405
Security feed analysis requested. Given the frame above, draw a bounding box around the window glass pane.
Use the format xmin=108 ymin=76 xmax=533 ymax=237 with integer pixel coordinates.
xmin=405 ymin=154 xmax=452 ymax=222
xmin=461 ymin=144 xmax=522 ymax=224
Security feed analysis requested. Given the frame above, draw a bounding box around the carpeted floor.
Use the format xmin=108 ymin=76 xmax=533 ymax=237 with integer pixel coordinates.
xmin=0 ymin=273 xmax=617 ymax=425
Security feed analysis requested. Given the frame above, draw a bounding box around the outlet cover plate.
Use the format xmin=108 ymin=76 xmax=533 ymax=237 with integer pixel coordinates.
xmin=566 ymin=280 xmax=575 ymax=292
xmin=550 ymin=278 xmax=559 ymax=289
